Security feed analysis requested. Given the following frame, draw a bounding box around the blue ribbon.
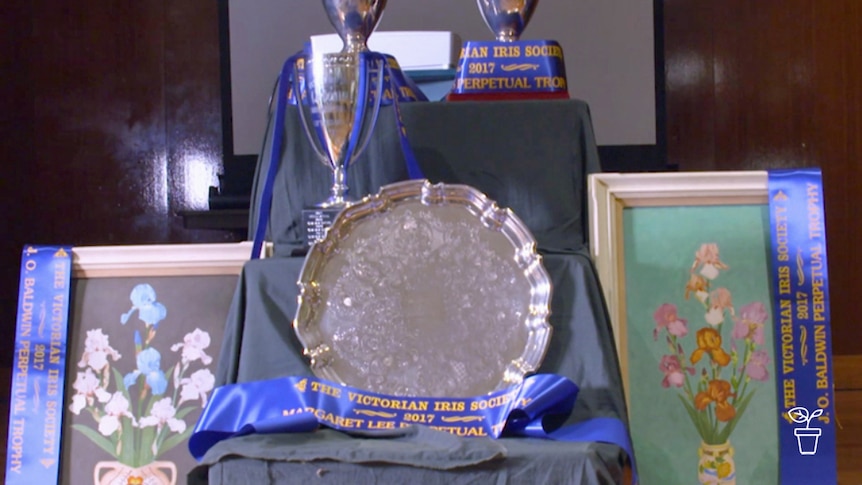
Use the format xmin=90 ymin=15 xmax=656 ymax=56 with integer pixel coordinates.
xmin=767 ymin=168 xmax=837 ymax=484
xmin=250 ymin=52 xmax=300 ymax=260
xmin=370 ymin=52 xmax=424 ymax=180
xmin=4 ymin=246 xmax=73 ymax=485
xmin=341 ymin=52 xmax=373 ymax=177
xmin=287 ymin=51 xmax=428 ymax=106
xmin=189 ymin=374 xmax=637 ymax=482
xmin=250 ymin=50 xmax=426 ymax=259
xmin=451 ymin=40 xmax=568 ymax=96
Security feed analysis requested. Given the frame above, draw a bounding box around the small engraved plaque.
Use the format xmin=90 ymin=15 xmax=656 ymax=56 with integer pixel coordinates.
xmin=294 ymin=180 xmax=552 ymax=397
xmin=302 ymin=207 xmax=341 ymax=246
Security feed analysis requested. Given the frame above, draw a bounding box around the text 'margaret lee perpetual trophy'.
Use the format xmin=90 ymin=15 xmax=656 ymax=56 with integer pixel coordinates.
xmin=448 ymin=0 xmax=569 ymax=101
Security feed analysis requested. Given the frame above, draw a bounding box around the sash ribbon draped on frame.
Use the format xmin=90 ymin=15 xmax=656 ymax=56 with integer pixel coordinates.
xmin=767 ymin=168 xmax=837 ymax=484
xmin=4 ymin=246 xmax=73 ymax=485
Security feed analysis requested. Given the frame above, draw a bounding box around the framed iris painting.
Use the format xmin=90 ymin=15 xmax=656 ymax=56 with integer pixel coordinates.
xmin=589 ymin=171 xmax=781 ymax=485
xmin=57 ymin=243 xmax=253 ymax=485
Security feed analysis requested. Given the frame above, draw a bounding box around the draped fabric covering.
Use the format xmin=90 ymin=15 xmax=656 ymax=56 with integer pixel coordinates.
xmin=193 ymin=100 xmax=629 ymax=484
xmin=249 ymin=100 xmax=601 ymax=255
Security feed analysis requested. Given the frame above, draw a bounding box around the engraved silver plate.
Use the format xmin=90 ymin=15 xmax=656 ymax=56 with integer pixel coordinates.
xmin=294 ymin=179 xmax=552 ymax=397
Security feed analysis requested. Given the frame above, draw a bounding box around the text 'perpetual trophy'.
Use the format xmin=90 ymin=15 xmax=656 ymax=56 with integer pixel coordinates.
xmin=448 ymin=0 xmax=569 ymax=100
xmin=298 ymin=0 xmax=387 ymax=245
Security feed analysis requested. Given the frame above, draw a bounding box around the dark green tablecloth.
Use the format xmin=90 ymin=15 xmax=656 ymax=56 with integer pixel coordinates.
xmin=197 ymin=99 xmax=628 ymax=484
xmin=196 ymin=251 xmax=628 ymax=484
xmin=248 ymin=99 xmax=601 ymax=255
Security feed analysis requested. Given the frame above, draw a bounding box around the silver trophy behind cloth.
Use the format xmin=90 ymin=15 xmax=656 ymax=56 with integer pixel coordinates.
xmin=323 ymin=0 xmax=388 ymax=53
xmin=449 ymin=0 xmax=567 ymax=100
xmin=298 ymin=0 xmax=387 ymax=245
xmin=476 ymin=0 xmax=539 ymax=42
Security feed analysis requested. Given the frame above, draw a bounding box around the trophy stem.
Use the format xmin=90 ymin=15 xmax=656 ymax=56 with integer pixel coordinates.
xmin=497 ymin=31 xmax=518 ymax=42
xmin=322 ymin=164 xmax=351 ymax=208
xmin=343 ymin=33 xmax=369 ymax=53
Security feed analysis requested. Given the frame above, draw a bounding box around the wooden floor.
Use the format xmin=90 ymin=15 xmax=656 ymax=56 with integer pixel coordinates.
xmin=0 ymin=357 xmax=860 ymax=483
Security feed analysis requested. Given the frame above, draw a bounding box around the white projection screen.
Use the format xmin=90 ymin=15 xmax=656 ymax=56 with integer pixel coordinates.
xmin=224 ymin=0 xmax=660 ymax=161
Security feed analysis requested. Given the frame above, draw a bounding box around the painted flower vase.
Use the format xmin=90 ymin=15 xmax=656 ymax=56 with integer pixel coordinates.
xmin=697 ymin=441 xmax=736 ymax=485
xmin=94 ymin=460 xmax=177 ymax=485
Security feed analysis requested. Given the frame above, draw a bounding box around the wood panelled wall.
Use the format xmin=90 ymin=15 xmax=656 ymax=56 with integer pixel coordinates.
xmin=3 ymin=2 xmax=857 ymax=356
xmin=664 ymin=3 xmax=861 ymax=480
xmin=664 ymin=0 xmax=861 ymax=355
xmin=0 ymin=0 xmax=240 ymax=367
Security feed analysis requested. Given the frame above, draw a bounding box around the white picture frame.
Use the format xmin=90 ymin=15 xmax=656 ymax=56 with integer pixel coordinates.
xmin=56 ymin=241 xmax=263 ymax=484
xmin=588 ymin=171 xmax=769 ymax=367
xmin=587 ymin=171 xmax=784 ymax=485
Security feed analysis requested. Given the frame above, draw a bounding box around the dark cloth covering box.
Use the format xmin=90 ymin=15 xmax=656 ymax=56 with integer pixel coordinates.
xmin=248 ymin=99 xmax=601 ymax=254
xmin=194 ymin=100 xmax=628 ymax=484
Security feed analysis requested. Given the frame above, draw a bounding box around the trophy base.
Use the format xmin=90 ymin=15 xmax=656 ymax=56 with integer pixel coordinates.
xmin=302 ymin=207 xmax=343 ymax=246
xmin=446 ymin=91 xmax=569 ymax=102
xmin=448 ymin=39 xmax=569 ymax=101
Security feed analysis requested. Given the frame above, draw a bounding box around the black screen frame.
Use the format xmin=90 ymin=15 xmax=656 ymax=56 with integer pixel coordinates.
xmin=214 ymin=0 xmax=670 ymax=210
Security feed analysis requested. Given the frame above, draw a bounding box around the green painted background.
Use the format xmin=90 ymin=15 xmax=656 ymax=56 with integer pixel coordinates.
xmin=623 ymin=204 xmax=779 ymax=485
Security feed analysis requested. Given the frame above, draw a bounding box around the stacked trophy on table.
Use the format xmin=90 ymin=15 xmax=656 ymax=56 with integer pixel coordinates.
xmin=449 ymin=0 xmax=569 ymax=101
xmin=282 ymin=0 xmax=571 ymax=246
xmin=193 ymin=2 xmax=637 ymax=484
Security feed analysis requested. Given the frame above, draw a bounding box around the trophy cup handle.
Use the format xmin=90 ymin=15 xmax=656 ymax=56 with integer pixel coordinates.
xmin=292 ymin=57 xmax=331 ymax=166
xmin=345 ymin=52 xmax=387 ymax=166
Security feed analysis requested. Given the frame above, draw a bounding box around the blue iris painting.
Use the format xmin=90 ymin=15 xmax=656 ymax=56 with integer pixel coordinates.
xmin=121 ymin=283 xmax=167 ymax=328
xmin=123 ymin=347 xmax=168 ymax=395
xmin=68 ymin=281 xmax=216 ymax=468
xmin=121 ymin=283 xmax=168 ymax=349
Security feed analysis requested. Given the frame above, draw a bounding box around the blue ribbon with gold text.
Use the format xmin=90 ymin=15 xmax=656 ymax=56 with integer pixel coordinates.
xmin=768 ymin=169 xmax=836 ymax=484
xmin=450 ymin=40 xmax=568 ymax=96
xmin=189 ymin=374 xmax=636 ymax=482
xmin=4 ymin=246 xmax=73 ymax=484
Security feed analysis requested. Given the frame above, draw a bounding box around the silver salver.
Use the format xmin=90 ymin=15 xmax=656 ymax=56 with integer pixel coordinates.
xmin=294 ymin=179 xmax=552 ymax=397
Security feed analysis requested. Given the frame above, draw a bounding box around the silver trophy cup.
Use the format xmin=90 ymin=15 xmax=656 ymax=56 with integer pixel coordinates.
xmin=476 ymin=0 xmax=539 ymax=42
xmin=323 ymin=0 xmax=388 ymax=53
xmin=297 ymin=0 xmax=387 ymax=244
